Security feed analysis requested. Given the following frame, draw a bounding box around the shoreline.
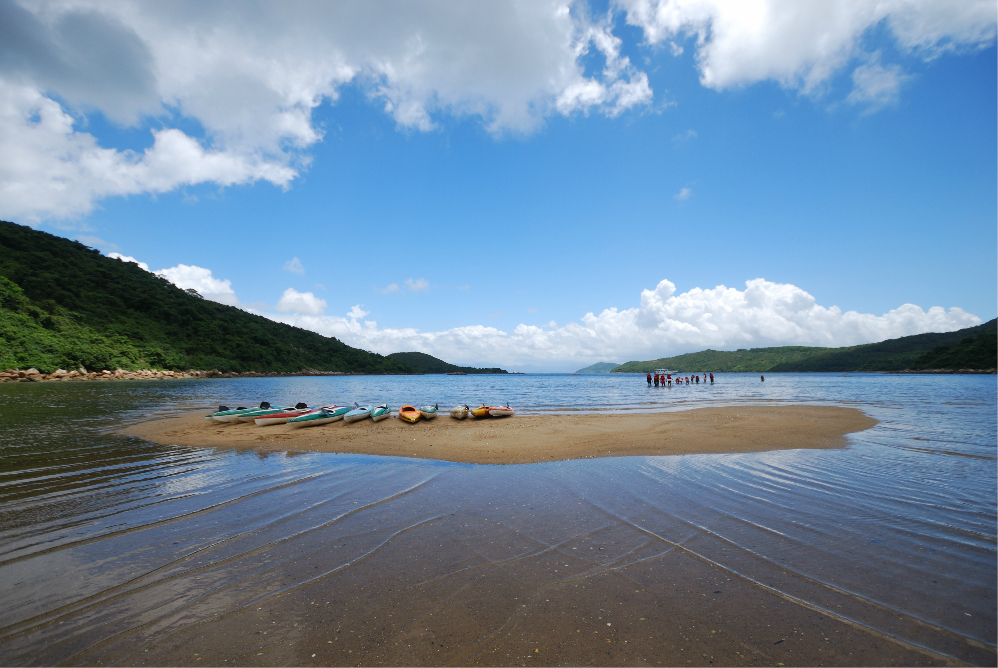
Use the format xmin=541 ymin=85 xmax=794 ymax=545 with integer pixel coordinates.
xmin=122 ymin=405 xmax=878 ymax=465
xmin=7 ymin=367 xmax=990 ymax=383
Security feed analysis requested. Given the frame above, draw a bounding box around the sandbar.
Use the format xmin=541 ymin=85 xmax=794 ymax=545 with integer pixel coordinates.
xmin=123 ymin=405 xmax=877 ymax=464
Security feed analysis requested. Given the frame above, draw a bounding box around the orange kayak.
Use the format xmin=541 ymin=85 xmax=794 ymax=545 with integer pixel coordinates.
xmin=399 ymin=405 xmax=421 ymax=423
xmin=469 ymin=405 xmax=490 ymax=418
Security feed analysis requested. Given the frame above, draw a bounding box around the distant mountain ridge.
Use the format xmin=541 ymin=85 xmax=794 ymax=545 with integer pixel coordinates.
xmin=612 ymin=319 xmax=997 ymax=373
xmin=575 ymin=362 xmax=620 ymax=374
xmin=386 ymin=352 xmax=508 ymax=374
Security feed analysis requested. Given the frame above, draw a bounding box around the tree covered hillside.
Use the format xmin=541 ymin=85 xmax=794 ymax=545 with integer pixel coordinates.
xmin=0 ymin=221 xmax=412 ymax=374
xmin=386 ymin=352 xmax=507 ymax=374
xmin=612 ymin=319 xmax=997 ymax=373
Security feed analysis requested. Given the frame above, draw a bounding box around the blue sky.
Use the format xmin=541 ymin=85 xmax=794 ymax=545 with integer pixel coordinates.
xmin=2 ymin=1 xmax=995 ymax=370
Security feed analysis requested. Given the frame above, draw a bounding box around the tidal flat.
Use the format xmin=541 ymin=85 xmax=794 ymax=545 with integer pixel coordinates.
xmin=0 ymin=373 xmax=994 ymax=666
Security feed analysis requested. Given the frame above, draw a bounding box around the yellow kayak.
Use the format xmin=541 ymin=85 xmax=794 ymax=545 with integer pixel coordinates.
xmin=399 ymin=405 xmax=421 ymax=423
xmin=469 ymin=405 xmax=490 ymax=418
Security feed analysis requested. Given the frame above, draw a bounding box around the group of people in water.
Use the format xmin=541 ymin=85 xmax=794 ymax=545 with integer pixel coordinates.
xmin=647 ymin=372 xmax=713 ymax=387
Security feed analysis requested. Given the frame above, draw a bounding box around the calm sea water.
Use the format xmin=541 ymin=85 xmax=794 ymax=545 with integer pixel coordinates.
xmin=0 ymin=373 xmax=994 ymax=665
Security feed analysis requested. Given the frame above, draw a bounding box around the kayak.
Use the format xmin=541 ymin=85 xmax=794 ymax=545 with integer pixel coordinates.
xmin=255 ymin=406 xmax=315 ymax=426
xmin=236 ymin=407 xmax=290 ymax=422
xmin=449 ymin=404 xmax=469 ymax=419
xmin=370 ymin=404 xmax=391 ymax=422
xmin=343 ymin=405 xmax=373 ymax=423
xmin=489 ymin=404 xmax=515 ymax=417
xmin=288 ymin=405 xmax=349 ymax=428
xmin=206 ymin=402 xmax=272 ymax=423
xmin=469 ymin=405 xmax=490 ymax=418
xmin=399 ymin=405 xmax=421 ymax=423
xmin=419 ymin=404 xmax=438 ymax=419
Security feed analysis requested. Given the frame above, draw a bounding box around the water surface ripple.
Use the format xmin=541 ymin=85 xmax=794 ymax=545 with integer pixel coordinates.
xmin=0 ymin=373 xmax=994 ymax=666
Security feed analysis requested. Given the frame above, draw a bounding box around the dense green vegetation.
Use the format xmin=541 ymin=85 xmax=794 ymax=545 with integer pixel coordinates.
xmin=0 ymin=221 xmax=413 ymax=374
xmin=386 ymin=351 xmax=507 ymax=374
xmin=613 ymin=319 xmax=997 ymax=373
xmin=613 ymin=346 xmax=833 ymax=373
xmin=574 ymin=362 xmax=620 ymax=374
xmin=909 ymin=330 xmax=997 ymax=370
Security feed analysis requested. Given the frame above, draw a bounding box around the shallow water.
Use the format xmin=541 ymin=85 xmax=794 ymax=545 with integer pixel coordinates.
xmin=0 ymin=373 xmax=994 ymax=666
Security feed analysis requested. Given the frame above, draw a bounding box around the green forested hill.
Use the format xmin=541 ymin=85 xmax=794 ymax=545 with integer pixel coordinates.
xmin=386 ymin=352 xmax=507 ymax=374
xmin=613 ymin=319 xmax=997 ymax=373
xmin=0 ymin=221 xmax=412 ymax=374
xmin=575 ymin=362 xmax=620 ymax=374
xmin=612 ymin=346 xmax=834 ymax=373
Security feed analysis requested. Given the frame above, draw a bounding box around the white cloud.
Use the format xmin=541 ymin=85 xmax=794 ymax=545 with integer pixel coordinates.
xmin=348 ymin=304 xmax=370 ymax=320
xmin=405 ymin=277 xmax=430 ymax=292
xmin=107 ymin=252 xmax=149 ymax=271
xmin=284 ymin=257 xmax=305 ymax=274
xmin=0 ymin=80 xmax=296 ymax=222
xmin=275 ymin=277 xmax=981 ymax=367
xmin=0 ymin=1 xmax=656 ymax=221
xmin=377 ymin=283 xmax=400 ymax=294
xmin=846 ymin=54 xmax=908 ymax=109
xmin=154 ymin=263 xmax=240 ymax=306
xmin=674 ymin=187 xmax=692 ymax=200
xmin=619 ymin=0 xmax=996 ymax=94
xmin=275 ymin=288 xmax=327 ymax=315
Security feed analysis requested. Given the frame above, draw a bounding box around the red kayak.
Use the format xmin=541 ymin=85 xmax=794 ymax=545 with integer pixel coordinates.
xmin=255 ymin=406 xmax=316 ymax=426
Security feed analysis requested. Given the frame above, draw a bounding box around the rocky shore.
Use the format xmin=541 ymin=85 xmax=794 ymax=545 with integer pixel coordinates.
xmin=1 ymin=367 xmax=368 ymax=382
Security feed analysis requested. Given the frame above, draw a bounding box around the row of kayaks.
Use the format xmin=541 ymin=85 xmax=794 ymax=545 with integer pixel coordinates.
xmin=397 ymin=403 xmax=515 ymax=422
xmin=205 ymin=402 xmax=391 ymax=428
xmin=205 ymin=401 xmax=516 ymax=428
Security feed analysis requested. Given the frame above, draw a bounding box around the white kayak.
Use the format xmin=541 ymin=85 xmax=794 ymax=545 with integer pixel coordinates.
xmin=449 ymin=404 xmax=469 ymax=419
xmin=288 ymin=405 xmax=350 ymax=428
xmin=370 ymin=404 xmax=391 ymax=422
xmin=343 ymin=405 xmax=373 ymax=423
xmin=489 ymin=404 xmax=515 ymax=417
xmin=419 ymin=404 xmax=438 ymax=419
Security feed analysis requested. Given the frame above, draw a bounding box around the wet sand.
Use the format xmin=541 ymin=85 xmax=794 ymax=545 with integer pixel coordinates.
xmin=123 ymin=405 xmax=878 ymax=464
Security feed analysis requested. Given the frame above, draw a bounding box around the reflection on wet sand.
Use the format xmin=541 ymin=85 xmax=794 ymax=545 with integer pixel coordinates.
xmin=0 ymin=376 xmax=994 ymax=666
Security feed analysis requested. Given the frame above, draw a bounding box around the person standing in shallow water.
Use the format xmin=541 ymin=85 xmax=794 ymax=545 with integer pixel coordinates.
xmin=761 ymin=375 xmax=765 ymax=381
xmin=647 ymin=373 xmax=652 ymax=385
xmin=710 ymin=373 xmax=714 ymax=383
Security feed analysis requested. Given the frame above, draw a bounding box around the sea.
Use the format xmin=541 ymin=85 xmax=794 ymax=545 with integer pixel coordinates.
xmin=0 ymin=373 xmax=994 ymax=666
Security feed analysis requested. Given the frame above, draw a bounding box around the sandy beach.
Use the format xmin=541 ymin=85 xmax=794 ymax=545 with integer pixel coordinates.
xmin=123 ymin=404 xmax=877 ymax=464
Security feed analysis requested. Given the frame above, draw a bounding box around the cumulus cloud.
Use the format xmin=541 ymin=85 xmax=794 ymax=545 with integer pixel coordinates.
xmin=107 ymin=252 xmax=149 ymax=271
xmin=618 ymin=0 xmax=996 ymax=93
xmin=405 ymin=277 xmax=430 ymax=292
xmin=348 ymin=305 xmax=370 ymax=320
xmin=154 ymin=263 xmax=240 ymax=306
xmin=0 ymin=0 xmax=658 ymax=221
xmin=284 ymin=257 xmax=305 ymax=274
xmin=275 ymin=288 xmax=327 ymax=315
xmin=0 ymin=79 xmax=296 ymax=221
xmin=674 ymin=187 xmax=692 ymax=200
xmin=276 ymin=277 xmax=980 ymax=367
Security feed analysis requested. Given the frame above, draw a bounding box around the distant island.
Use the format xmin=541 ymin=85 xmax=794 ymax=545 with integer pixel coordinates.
xmin=575 ymin=362 xmax=620 ymax=374
xmin=387 ymin=352 xmax=508 ymax=374
xmin=611 ymin=320 xmax=997 ymax=373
